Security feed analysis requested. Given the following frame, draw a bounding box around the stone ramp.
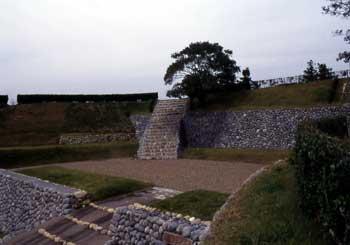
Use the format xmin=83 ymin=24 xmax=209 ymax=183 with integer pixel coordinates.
xmin=5 ymin=187 xmax=181 ymax=245
xmin=137 ymin=99 xmax=189 ymax=160
xmin=6 ymin=211 xmax=111 ymax=245
xmin=341 ymin=79 xmax=350 ymax=103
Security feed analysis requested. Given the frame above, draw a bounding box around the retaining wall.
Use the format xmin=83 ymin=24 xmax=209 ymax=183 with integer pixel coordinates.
xmin=107 ymin=204 xmax=209 ymax=245
xmin=0 ymin=169 xmax=86 ymax=241
xmin=130 ymin=115 xmax=151 ymax=140
xmin=184 ymin=105 xmax=350 ymax=149
xmin=59 ymin=133 xmax=135 ymax=145
xmin=58 ymin=115 xmax=151 ymax=145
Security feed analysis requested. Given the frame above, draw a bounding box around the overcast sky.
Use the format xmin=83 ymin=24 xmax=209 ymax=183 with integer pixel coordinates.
xmin=1 ymin=0 xmax=349 ymax=101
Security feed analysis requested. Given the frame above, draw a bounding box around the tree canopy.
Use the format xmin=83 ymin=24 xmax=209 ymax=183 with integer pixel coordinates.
xmin=303 ymin=60 xmax=335 ymax=82
xmin=323 ymin=0 xmax=350 ymax=63
xmin=303 ymin=60 xmax=318 ymax=82
xmin=164 ymin=42 xmax=241 ymax=104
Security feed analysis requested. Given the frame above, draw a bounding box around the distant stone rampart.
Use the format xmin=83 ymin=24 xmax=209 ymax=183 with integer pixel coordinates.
xmin=184 ymin=105 xmax=350 ymax=149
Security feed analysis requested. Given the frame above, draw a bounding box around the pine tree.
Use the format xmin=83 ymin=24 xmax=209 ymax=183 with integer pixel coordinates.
xmin=241 ymin=68 xmax=252 ymax=90
xmin=317 ymin=63 xmax=334 ymax=80
xmin=303 ymin=60 xmax=318 ymax=82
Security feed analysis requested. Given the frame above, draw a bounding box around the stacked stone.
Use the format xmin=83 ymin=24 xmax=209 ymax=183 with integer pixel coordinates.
xmin=342 ymin=80 xmax=350 ymax=103
xmin=59 ymin=132 xmax=135 ymax=145
xmin=107 ymin=204 xmax=209 ymax=245
xmin=137 ymin=99 xmax=189 ymax=160
xmin=185 ymin=104 xmax=350 ymax=150
xmin=130 ymin=115 xmax=151 ymax=141
xmin=0 ymin=169 xmax=86 ymax=241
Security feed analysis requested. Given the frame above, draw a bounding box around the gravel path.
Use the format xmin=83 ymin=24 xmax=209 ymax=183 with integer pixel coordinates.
xmin=54 ymin=158 xmax=264 ymax=194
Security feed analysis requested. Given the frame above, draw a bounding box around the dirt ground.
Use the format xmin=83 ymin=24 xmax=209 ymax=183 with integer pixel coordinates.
xmin=53 ymin=158 xmax=264 ymax=193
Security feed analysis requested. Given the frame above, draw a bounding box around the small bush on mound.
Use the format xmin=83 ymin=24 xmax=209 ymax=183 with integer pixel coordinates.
xmin=292 ymin=118 xmax=350 ymax=244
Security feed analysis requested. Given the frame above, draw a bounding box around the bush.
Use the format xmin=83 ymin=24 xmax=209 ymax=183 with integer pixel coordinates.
xmin=315 ymin=116 xmax=349 ymax=139
xmin=291 ymin=119 xmax=350 ymax=244
xmin=0 ymin=95 xmax=8 ymax=105
xmin=17 ymin=93 xmax=158 ymax=104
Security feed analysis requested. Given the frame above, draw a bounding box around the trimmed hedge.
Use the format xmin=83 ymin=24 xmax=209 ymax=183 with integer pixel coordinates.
xmin=292 ymin=117 xmax=350 ymax=244
xmin=0 ymin=95 xmax=8 ymax=105
xmin=315 ymin=116 xmax=349 ymax=139
xmin=17 ymin=93 xmax=158 ymax=104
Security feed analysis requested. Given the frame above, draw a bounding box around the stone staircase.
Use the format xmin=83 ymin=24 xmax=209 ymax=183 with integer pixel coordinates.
xmin=5 ymin=187 xmax=182 ymax=245
xmin=137 ymin=99 xmax=189 ymax=160
xmin=342 ymin=79 xmax=350 ymax=103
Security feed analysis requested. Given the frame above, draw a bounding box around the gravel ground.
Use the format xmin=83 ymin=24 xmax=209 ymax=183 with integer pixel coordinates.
xmin=53 ymin=158 xmax=264 ymax=193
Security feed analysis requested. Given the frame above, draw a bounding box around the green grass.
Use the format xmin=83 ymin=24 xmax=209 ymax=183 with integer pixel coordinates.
xmin=63 ymin=103 xmax=134 ymax=134
xmin=0 ymin=142 xmax=137 ymax=169
xmin=18 ymin=166 xmax=150 ymax=201
xmin=120 ymin=101 xmax=153 ymax=115
xmin=199 ymin=79 xmax=345 ymax=111
xmin=206 ymin=164 xmax=329 ymax=245
xmin=151 ymin=190 xmax=229 ymax=221
xmin=182 ymin=148 xmax=290 ymax=165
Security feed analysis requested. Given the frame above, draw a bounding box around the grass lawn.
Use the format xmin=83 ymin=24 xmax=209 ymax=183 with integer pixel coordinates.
xmin=18 ymin=166 xmax=150 ymax=201
xmin=182 ymin=148 xmax=290 ymax=165
xmin=198 ymin=78 xmax=345 ymax=111
xmin=0 ymin=141 xmax=137 ymax=169
xmin=206 ymin=164 xmax=329 ymax=245
xmin=0 ymin=102 xmax=147 ymax=147
xmin=151 ymin=190 xmax=229 ymax=221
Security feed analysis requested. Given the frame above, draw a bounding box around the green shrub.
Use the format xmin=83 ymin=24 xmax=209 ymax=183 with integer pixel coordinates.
xmin=291 ymin=121 xmax=350 ymax=244
xmin=315 ymin=116 xmax=348 ymax=139
xmin=17 ymin=93 xmax=158 ymax=104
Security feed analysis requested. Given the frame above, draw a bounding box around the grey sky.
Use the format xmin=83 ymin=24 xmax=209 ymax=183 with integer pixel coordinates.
xmin=1 ymin=0 xmax=349 ymax=101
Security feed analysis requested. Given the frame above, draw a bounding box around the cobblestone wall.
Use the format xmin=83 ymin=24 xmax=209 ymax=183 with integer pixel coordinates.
xmin=184 ymin=105 xmax=350 ymax=149
xmin=107 ymin=204 xmax=209 ymax=245
xmin=0 ymin=169 xmax=86 ymax=241
xmin=130 ymin=115 xmax=151 ymax=140
xmin=59 ymin=133 xmax=135 ymax=145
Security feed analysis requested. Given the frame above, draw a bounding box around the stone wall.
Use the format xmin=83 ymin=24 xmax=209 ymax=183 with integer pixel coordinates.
xmin=0 ymin=169 xmax=86 ymax=241
xmin=130 ymin=115 xmax=151 ymax=140
xmin=107 ymin=204 xmax=209 ymax=245
xmin=184 ymin=105 xmax=350 ymax=149
xmin=59 ymin=133 xmax=135 ymax=145
xmin=58 ymin=115 xmax=151 ymax=145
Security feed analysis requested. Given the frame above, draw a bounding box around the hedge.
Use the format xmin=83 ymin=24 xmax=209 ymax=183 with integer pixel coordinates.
xmin=291 ymin=117 xmax=350 ymax=244
xmin=0 ymin=95 xmax=8 ymax=105
xmin=17 ymin=93 xmax=158 ymax=104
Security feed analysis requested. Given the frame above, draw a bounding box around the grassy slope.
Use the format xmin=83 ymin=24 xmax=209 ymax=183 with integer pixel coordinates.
xmin=151 ymin=190 xmax=229 ymax=220
xmin=200 ymin=79 xmax=346 ymax=111
xmin=0 ymin=102 xmax=150 ymax=147
xmin=0 ymin=142 xmax=137 ymax=169
xmin=19 ymin=166 xmax=150 ymax=201
xmin=183 ymin=148 xmax=290 ymax=165
xmin=206 ymin=164 xmax=328 ymax=245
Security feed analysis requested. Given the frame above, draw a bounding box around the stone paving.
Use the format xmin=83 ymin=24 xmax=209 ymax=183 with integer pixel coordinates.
xmin=54 ymin=158 xmax=264 ymax=194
